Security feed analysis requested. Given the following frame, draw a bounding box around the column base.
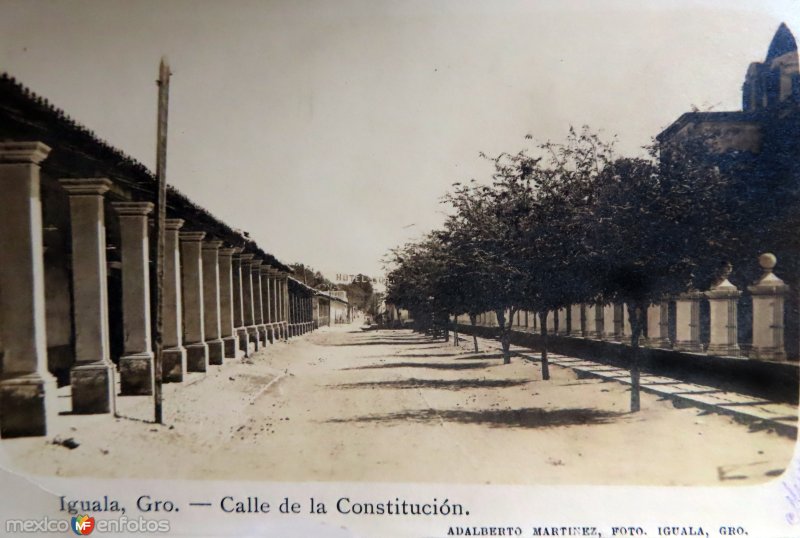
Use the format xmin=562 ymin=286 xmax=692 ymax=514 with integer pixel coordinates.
xmin=207 ymin=338 xmax=224 ymax=365
xmin=236 ymin=327 xmax=251 ymax=355
xmin=257 ymin=325 xmax=269 ymax=346
xmin=674 ymin=340 xmax=704 ymax=353
xmin=162 ymin=346 xmax=187 ymax=383
xmin=266 ymin=325 xmax=275 ymax=344
xmin=186 ymin=342 xmax=209 ymax=372
xmin=71 ymin=362 xmax=115 ymax=415
xmin=247 ymin=326 xmax=261 ymax=351
xmin=119 ymin=351 xmax=155 ymax=396
xmin=706 ymin=343 xmax=741 ymax=357
xmin=750 ymin=346 xmax=786 ymax=361
xmin=222 ymin=335 xmax=240 ymax=359
xmin=0 ymin=373 xmax=57 ymax=438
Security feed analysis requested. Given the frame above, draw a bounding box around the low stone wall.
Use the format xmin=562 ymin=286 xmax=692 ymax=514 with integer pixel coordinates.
xmin=456 ymin=324 xmax=799 ymax=405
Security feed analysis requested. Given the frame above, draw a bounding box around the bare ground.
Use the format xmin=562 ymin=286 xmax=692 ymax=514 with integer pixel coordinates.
xmin=1 ymin=325 xmax=795 ymax=485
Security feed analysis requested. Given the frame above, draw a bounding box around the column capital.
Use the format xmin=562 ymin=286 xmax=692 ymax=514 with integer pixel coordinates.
xmin=219 ymin=247 xmax=237 ymax=257
xmin=164 ymin=218 xmax=184 ymax=230
xmin=112 ymin=201 xmax=154 ymax=216
xmin=202 ymin=239 xmax=224 ymax=250
xmin=59 ymin=177 xmax=113 ymax=196
xmin=179 ymin=231 xmax=206 ymax=242
xmin=251 ymin=259 xmax=263 ymax=268
xmin=0 ymin=141 xmax=51 ymax=164
xmin=232 ymin=246 xmax=244 ymax=255
xmin=260 ymin=265 xmax=272 ymax=275
xmin=239 ymin=253 xmax=255 ymax=262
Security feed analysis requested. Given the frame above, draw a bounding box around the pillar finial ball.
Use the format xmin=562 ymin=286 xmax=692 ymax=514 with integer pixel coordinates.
xmin=759 ymin=252 xmax=777 ymax=271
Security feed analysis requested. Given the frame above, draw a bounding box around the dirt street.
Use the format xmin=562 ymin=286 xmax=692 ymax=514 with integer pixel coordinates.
xmin=1 ymin=325 xmax=795 ymax=485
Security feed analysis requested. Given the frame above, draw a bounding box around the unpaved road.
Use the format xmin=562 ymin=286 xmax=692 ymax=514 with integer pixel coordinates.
xmin=1 ymin=325 xmax=795 ymax=485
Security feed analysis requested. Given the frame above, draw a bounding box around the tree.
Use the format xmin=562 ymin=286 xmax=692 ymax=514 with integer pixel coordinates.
xmin=585 ymin=141 xmax=737 ymax=411
xmin=441 ymin=158 xmax=538 ymax=364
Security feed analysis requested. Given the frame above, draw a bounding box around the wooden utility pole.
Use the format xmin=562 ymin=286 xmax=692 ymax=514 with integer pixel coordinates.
xmin=153 ymin=57 xmax=171 ymax=424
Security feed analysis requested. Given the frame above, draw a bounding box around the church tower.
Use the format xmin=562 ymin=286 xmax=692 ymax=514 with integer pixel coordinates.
xmin=742 ymin=23 xmax=800 ymax=112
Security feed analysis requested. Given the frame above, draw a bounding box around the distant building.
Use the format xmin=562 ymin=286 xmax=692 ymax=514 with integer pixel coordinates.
xmin=658 ymin=23 xmax=799 ymax=154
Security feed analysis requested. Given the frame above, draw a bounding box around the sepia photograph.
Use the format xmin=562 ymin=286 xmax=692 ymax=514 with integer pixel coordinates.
xmin=1 ymin=0 xmax=799 ymax=536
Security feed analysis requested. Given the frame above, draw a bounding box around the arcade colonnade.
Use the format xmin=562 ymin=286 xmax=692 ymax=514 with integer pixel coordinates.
xmin=0 ymin=140 xmax=319 ymax=438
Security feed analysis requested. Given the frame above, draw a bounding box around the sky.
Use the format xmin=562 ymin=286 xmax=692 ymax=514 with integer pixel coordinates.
xmin=1 ymin=0 xmax=799 ymax=286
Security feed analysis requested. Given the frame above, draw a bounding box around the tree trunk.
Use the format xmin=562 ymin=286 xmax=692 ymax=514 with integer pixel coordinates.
xmin=453 ymin=315 xmax=459 ymax=347
xmin=627 ymin=301 xmax=646 ymax=413
xmin=444 ymin=321 xmax=450 ymax=343
xmin=496 ymin=309 xmax=512 ymax=364
xmin=469 ymin=313 xmax=479 ymax=353
xmin=539 ymin=311 xmax=550 ymax=380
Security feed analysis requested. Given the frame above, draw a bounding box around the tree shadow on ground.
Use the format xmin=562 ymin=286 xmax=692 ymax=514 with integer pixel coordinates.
xmin=329 ymin=340 xmax=440 ymax=346
xmin=327 ymin=407 xmax=621 ymax=429
xmin=454 ymin=353 xmax=505 ymax=361
xmin=342 ymin=362 xmax=492 ymax=371
xmin=379 ymin=352 xmax=466 ymax=358
xmin=330 ymin=378 xmax=532 ymax=390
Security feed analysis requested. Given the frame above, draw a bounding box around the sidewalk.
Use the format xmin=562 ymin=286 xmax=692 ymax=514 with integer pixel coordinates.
xmin=464 ymin=334 xmax=799 ymax=439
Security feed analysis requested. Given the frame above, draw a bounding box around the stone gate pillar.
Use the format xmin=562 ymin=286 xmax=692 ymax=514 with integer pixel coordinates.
xmin=180 ymin=231 xmax=209 ymax=372
xmin=674 ymin=291 xmax=703 ymax=352
xmin=202 ymin=240 xmax=224 ymax=365
xmin=582 ymin=303 xmax=595 ymax=338
xmin=0 ymin=142 xmax=56 ymax=437
xmin=568 ymin=304 xmax=582 ymax=336
xmin=645 ymin=301 xmax=670 ymax=348
xmin=112 ymin=202 xmax=155 ymax=396
xmin=556 ymin=308 xmax=567 ymax=335
xmin=749 ymin=253 xmax=789 ymax=361
xmin=162 ymin=219 xmax=186 ymax=382
xmin=218 ymin=247 xmax=239 ymax=359
xmin=60 ymin=178 xmax=115 ymax=414
xmin=602 ymin=304 xmax=615 ymax=341
xmin=706 ymin=265 xmax=741 ymax=357
xmin=614 ymin=304 xmax=629 ymax=341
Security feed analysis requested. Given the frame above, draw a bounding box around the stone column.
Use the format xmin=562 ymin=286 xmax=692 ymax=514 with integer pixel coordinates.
xmin=674 ymin=291 xmax=703 ymax=352
xmin=282 ymin=275 xmax=290 ymax=340
xmin=202 ymin=240 xmax=224 ymax=365
xmin=271 ymin=270 xmax=280 ymax=339
xmin=261 ymin=266 xmax=274 ymax=343
xmin=180 ymin=231 xmax=209 ymax=372
xmin=568 ymin=304 xmax=582 ymax=336
xmin=749 ymin=253 xmax=789 ymax=361
xmin=218 ymin=247 xmax=240 ymax=359
xmin=251 ymin=259 xmax=268 ymax=345
xmin=162 ymin=219 xmax=186 ymax=382
xmin=644 ymin=301 xmax=670 ymax=348
xmin=240 ymin=254 xmax=260 ymax=351
xmin=602 ymin=304 xmax=616 ymax=341
xmin=0 ymin=142 xmax=57 ymax=436
xmin=60 ymin=178 xmax=115 ymax=414
xmin=112 ymin=202 xmax=155 ymax=395
xmin=232 ymin=249 xmax=249 ymax=355
xmin=705 ymin=265 xmax=741 ymax=357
